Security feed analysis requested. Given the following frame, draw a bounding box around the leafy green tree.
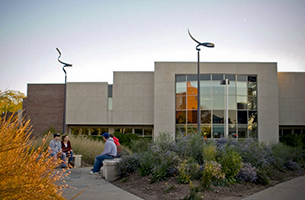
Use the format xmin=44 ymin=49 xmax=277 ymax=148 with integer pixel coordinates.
xmin=0 ymin=89 xmax=26 ymax=112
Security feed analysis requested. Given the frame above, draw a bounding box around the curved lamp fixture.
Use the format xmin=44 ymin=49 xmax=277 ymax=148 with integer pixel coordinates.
xmin=188 ymin=29 xmax=215 ymax=50
xmin=188 ymin=29 xmax=214 ymax=136
xmin=56 ymin=48 xmax=72 ymax=134
xmin=56 ymin=48 xmax=72 ymax=74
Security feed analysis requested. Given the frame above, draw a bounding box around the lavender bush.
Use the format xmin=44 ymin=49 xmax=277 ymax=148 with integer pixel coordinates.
xmin=236 ymin=163 xmax=257 ymax=183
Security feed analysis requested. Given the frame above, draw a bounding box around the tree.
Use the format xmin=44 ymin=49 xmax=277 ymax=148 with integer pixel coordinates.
xmin=0 ymin=89 xmax=26 ymax=113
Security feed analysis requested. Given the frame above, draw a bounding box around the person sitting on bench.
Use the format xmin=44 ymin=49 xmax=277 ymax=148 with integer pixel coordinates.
xmin=49 ymin=133 xmax=67 ymax=168
xmin=90 ymin=132 xmax=117 ymax=175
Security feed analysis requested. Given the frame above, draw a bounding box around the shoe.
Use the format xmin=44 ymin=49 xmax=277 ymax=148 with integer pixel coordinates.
xmin=89 ymin=171 xmax=99 ymax=175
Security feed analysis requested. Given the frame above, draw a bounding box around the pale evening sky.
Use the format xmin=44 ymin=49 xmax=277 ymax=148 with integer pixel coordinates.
xmin=1 ymin=0 xmax=305 ymax=95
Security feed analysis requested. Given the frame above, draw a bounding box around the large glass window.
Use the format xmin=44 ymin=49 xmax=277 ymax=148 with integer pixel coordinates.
xmin=176 ymin=82 xmax=187 ymax=95
xmin=175 ymin=74 xmax=258 ymax=140
xmin=176 ymin=96 xmax=186 ymax=110
xmin=213 ymin=110 xmax=224 ymax=124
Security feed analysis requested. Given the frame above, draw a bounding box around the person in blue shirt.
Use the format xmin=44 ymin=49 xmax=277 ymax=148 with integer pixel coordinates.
xmin=90 ymin=132 xmax=117 ymax=174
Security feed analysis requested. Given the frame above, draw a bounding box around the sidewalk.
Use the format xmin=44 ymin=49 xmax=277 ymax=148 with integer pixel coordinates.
xmin=242 ymin=175 xmax=305 ymax=200
xmin=61 ymin=167 xmax=143 ymax=200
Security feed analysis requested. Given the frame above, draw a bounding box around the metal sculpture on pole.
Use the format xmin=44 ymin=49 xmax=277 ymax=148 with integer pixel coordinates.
xmin=188 ymin=29 xmax=214 ymax=135
xmin=56 ymin=48 xmax=72 ymax=134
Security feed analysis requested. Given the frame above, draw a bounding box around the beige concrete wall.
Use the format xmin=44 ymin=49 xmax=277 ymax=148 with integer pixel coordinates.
xmin=154 ymin=62 xmax=279 ymax=143
xmin=278 ymin=72 xmax=305 ymax=126
xmin=66 ymin=82 xmax=108 ymax=125
xmin=112 ymin=72 xmax=154 ymax=125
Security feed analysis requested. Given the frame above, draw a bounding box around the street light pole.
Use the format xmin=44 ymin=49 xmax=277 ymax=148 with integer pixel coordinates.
xmin=188 ymin=29 xmax=214 ymax=135
xmin=56 ymin=48 xmax=72 ymax=134
xmin=221 ymin=78 xmax=230 ymax=138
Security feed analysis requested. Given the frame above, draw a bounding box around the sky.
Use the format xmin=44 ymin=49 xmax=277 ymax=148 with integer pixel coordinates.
xmin=1 ymin=0 xmax=305 ymax=95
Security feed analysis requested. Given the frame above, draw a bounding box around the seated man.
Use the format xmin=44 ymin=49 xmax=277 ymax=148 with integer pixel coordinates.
xmin=90 ymin=132 xmax=117 ymax=175
xmin=49 ymin=133 xmax=67 ymax=168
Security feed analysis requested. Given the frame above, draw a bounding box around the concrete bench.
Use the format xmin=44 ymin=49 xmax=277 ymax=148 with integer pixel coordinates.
xmin=73 ymin=154 xmax=82 ymax=168
xmin=102 ymin=158 xmax=121 ymax=181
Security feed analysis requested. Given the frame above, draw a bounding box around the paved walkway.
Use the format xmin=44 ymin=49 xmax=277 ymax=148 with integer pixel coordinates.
xmin=242 ymin=175 xmax=305 ymax=200
xmin=61 ymin=167 xmax=305 ymax=200
xmin=61 ymin=167 xmax=143 ymax=200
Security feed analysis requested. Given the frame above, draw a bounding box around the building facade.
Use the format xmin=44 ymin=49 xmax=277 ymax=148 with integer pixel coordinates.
xmin=23 ymin=62 xmax=305 ymax=143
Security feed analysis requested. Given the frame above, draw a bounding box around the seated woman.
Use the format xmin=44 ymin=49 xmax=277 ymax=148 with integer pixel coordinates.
xmin=61 ymin=135 xmax=74 ymax=167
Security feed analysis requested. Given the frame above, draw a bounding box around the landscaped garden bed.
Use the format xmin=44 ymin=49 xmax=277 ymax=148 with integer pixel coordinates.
xmin=111 ymin=133 xmax=305 ymax=200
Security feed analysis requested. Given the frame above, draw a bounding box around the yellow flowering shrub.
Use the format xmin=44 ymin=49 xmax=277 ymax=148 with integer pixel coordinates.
xmin=0 ymin=113 xmax=69 ymax=200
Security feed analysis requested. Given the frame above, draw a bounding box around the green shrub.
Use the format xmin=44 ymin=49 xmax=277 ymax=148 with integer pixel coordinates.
xmin=255 ymin=169 xmax=270 ymax=185
xmin=138 ymin=151 xmax=155 ymax=176
xmin=202 ymin=142 xmax=217 ymax=162
xmin=217 ymin=145 xmax=242 ymax=182
xmin=116 ymin=154 xmax=140 ymax=177
xmin=151 ymin=150 xmax=180 ymax=183
xmin=181 ymin=181 xmax=201 ymax=200
xmin=201 ymin=161 xmax=225 ymax=189
xmin=235 ymin=138 xmax=273 ymax=169
xmin=114 ymin=132 xmax=139 ymax=148
xmin=130 ymin=138 xmax=152 ymax=153
xmin=185 ymin=133 xmax=205 ymax=164
xmin=280 ymin=133 xmax=305 ymax=149
xmin=271 ymin=143 xmax=297 ymax=171
xmin=178 ymin=158 xmax=201 ymax=184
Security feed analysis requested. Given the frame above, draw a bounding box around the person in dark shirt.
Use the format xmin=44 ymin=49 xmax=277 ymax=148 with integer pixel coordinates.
xmin=61 ymin=135 xmax=74 ymax=167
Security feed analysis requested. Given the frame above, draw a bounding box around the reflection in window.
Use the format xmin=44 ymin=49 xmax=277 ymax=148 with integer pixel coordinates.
xmin=237 ymin=82 xmax=247 ymax=95
xmin=176 ymin=111 xmax=186 ymax=124
xmin=200 ymin=81 xmax=211 ymax=96
xmin=213 ymin=110 xmax=224 ymax=124
xmin=124 ymin=128 xmax=132 ymax=133
xmin=82 ymin=128 xmax=89 ymax=135
xmin=238 ymin=125 xmax=247 ymax=138
xmin=187 ymin=81 xmax=198 ymax=95
xmin=227 ymin=81 xmax=236 ymax=95
xmin=248 ymin=96 xmax=257 ymax=110
xmin=187 ymin=110 xmax=197 ymax=124
xmin=249 ymin=124 xmax=257 ymax=138
xmin=201 ymin=125 xmax=211 ymax=138
xmin=176 ymin=82 xmax=186 ymax=95
xmin=100 ymin=128 xmax=108 ymax=135
xmin=175 ymin=74 xmax=258 ymax=139
xmin=238 ymin=111 xmax=247 ymax=124
xmin=228 ymin=96 xmax=237 ymax=109
xmin=228 ymin=110 xmax=237 ymax=124
xmin=187 ymin=96 xmax=198 ymax=110
xmin=176 ymin=96 xmax=186 ymax=110
xmin=212 ymin=81 xmax=224 ymax=95
xmin=248 ymin=111 xmax=258 ymax=124
xmin=114 ymin=128 xmax=122 ymax=133
xmin=201 ymin=110 xmax=211 ymax=124
xmin=91 ymin=128 xmax=99 ymax=136
xmin=229 ymin=125 xmax=237 ymax=138
xmin=237 ymin=96 xmax=247 ymax=110
xmin=71 ymin=128 xmax=81 ymax=135
xmin=135 ymin=129 xmax=143 ymax=136
xmin=108 ymin=98 xmax=113 ymax=111
xmin=187 ymin=125 xmax=198 ymax=134
xmin=200 ymin=97 xmax=211 ymax=109
xmin=213 ymin=125 xmax=224 ymax=138
xmin=248 ymin=82 xmax=257 ymax=96
xmin=213 ymin=96 xmax=224 ymax=109
xmin=144 ymin=129 xmax=152 ymax=137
